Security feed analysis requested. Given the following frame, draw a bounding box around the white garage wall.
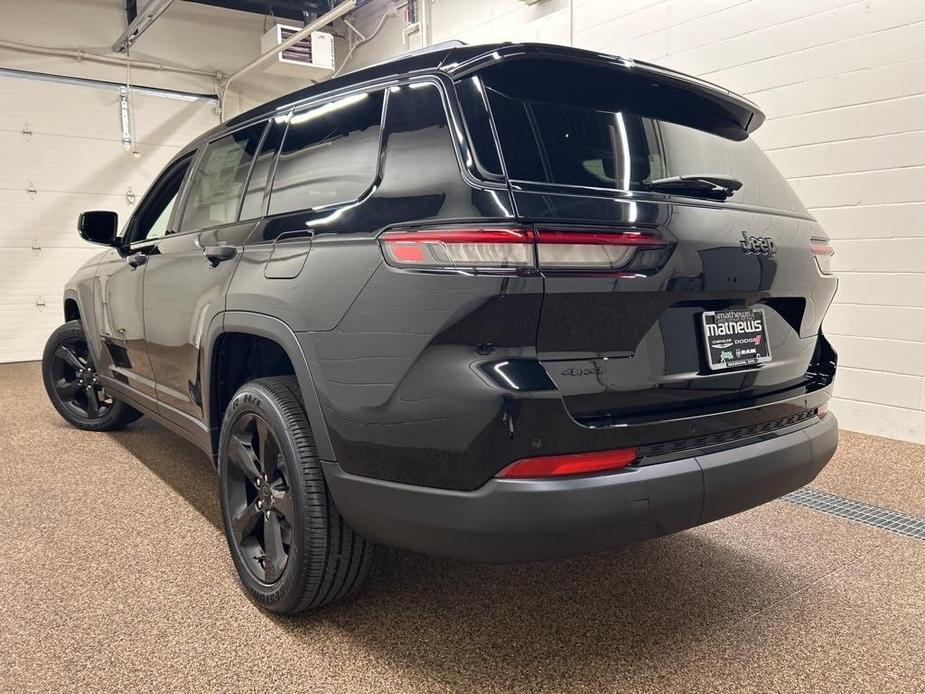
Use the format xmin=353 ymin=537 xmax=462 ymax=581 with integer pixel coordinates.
xmin=0 ymin=0 xmax=302 ymax=108
xmin=350 ymin=0 xmax=925 ymax=443
xmin=0 ymin=0 xmax=312 ymax=363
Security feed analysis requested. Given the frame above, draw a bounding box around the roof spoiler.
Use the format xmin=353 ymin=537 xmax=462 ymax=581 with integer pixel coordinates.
xmin=441 ymin=43 xmax=765 ymax=140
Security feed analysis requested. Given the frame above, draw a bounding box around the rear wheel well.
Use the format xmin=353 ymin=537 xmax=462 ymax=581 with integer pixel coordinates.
xmin=211 ymin=332 xmax=296 ymax=451
xmin=64 ymin=298 xmax=80 ymax=322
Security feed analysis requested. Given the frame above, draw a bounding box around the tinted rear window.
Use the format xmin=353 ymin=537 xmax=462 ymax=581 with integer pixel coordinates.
xmin=269 ymin=90 xmax=385 ymax=215
xmin=485 ymin=88 xmax=806 ymax=215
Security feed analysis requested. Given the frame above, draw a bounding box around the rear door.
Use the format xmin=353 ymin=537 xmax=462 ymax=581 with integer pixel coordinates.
xmin=142 ymin=121 xmax=267 ymax=426
xmin=476 ymin=61 xmax=837 ymax=425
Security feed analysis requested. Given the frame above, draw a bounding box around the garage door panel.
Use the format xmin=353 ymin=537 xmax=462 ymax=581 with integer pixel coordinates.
xmin=0 ymin=131 xmax=181 ymax=195
xmin=1 ymin=72 xmax=218 ymax=363
xmin=0 ymin=303 xmax=66 ymax=364
xmin=130 ymin=91 xmax=219 ymax=147
xmin=0 ymin=190 xmax=135 ymax=249
xmin=0 ymin=77 xmax=217 ymax=147
xmin=0 ymin=248 xmax=100 ymax=307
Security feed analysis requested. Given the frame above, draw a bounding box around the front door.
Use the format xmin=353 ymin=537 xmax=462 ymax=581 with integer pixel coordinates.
xmin=94 ymin=153 xmax=193 ymax=400
xmin=143 ymin=121 xmax=268 ymax=426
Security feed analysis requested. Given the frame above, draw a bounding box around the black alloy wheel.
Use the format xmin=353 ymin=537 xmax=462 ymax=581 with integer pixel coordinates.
xmin=223 ymin=412 xmax=294 ymax=584
xmin=42 ymin=320 xmax=142 ymax=431
xmin=218 ymin=376 xmax=373 ymax=614
xmin=50 ymin=336 xmax=112 ymax=420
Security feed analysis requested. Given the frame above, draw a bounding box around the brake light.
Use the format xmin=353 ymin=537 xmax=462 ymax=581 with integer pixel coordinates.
xmin=496 ymin=447 xmax=638 ymax=479
xmin=818 ymin=403 xmax=829 ymax=419
xmin=811 ymin=238 xmax=835 ymax=275
xmin=380 ymin=227 xmax=666 ymax=273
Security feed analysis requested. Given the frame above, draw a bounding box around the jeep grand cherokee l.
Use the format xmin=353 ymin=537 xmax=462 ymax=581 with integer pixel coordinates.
xmin=42 ymin=42 xmax=838 ymax=614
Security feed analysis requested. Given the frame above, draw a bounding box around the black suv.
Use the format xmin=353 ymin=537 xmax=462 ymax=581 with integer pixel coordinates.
xmin=42 ymin=43 xmax=838 ymax=614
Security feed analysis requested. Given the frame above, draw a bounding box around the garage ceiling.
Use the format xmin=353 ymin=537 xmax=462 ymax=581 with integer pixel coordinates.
xmin=185 ymin=0 xmax=337 ymax=21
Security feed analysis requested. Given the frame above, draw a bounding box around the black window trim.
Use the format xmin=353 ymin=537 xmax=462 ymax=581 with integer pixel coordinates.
xmin=234 ymin=118 xmax=271 ymax=223
xmin=422 ymin=72 xmax=508 ymax=191
xmin=242 ymin=116 xmax=286 ymax=223
xmin=453 ymin=75 xmax=508 ymax=184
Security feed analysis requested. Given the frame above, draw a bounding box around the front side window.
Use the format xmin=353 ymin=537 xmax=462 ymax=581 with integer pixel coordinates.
xmin=179 ymin=122 xmax=266 ymax=233
xmin=132 ymin=154 xmax=193 ymax=242
xmin=268 ymin=90 xmax=385 ymax=216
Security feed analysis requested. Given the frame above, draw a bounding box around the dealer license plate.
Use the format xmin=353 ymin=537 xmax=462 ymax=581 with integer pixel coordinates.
xmin=701 ymin=308 xmax=771 ymax=370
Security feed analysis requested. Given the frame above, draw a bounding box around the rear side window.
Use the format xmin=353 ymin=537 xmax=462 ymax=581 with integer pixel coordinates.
xmin=380 ymin=81 xmax=456 ymax=186
xmin=179 ymin=122 xmax=266 ymax=232
xmin=269 ymin=90 xmax=385 ymax=215
xmin=485 ymin=86 xmax=806 ymax=215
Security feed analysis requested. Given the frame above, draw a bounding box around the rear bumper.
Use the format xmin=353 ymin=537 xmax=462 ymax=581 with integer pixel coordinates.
xmin=323 ymin=415 xmax=838 ymax=562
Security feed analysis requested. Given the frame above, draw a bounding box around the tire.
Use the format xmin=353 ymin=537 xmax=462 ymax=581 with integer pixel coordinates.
xmin=218 ymin=376 xmax=373 ymax=614
xmin=42 ymin=320 xmax=143 ymax=431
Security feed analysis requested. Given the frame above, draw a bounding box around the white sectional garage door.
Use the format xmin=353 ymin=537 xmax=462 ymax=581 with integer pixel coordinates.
xmin=0 ymin=71 xmax=219 ymax=363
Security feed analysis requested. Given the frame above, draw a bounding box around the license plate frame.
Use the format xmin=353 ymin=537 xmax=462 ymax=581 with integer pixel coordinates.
xmin=701 ymin=308 xmax=772 ymax=371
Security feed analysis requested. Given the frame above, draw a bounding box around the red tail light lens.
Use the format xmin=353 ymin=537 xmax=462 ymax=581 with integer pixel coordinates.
xmin=496 ymin=447 xmax=638 ymax=479
xmin=380 ymin=228 xmax=535 ymax=271
xmin=380 ymin=227 xmax=666 ymax=273
xmin=811 ymin=238 xmax=835 ymax=275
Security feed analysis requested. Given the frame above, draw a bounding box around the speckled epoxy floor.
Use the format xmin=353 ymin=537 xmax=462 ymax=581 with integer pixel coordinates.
xmin=1 ymin=361 xmax=922 ymax=693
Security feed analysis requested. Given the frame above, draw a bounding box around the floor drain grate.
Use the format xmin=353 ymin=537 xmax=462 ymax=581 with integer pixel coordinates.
xmin=783 ymin=488 xmax=925 ymax=540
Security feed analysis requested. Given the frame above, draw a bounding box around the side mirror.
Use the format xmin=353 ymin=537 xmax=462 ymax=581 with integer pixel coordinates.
xmin=78 ymin=211 xmax=119 ymax=246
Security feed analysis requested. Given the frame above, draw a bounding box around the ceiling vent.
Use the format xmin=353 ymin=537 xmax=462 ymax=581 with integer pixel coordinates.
xmin=259 ymin=24 xmax=335 ymax=79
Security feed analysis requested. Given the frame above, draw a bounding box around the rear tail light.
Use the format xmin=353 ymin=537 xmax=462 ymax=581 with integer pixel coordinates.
xmin=818 ymin=403 xmax=829 ymax=419
xmin=536 ymin=230 xmax=667 ymax=270
xmin=496 ymin=447 xmax=638 ymax=479
xmin=380 ymin=226 xmax=667 ymax=273
xmin=380 ymin=228 xmax=534 ymax=271
xmin=811 ymin=238 xmax=835 ymax=275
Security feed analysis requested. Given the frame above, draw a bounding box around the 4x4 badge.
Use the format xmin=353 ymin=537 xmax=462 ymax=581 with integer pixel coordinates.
xmin=740 ymin=231 xmax=776 ymax=258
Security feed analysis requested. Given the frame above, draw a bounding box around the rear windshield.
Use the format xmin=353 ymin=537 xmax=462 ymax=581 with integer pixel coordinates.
xmin=481 ymin=77 xmax=806 ymax=215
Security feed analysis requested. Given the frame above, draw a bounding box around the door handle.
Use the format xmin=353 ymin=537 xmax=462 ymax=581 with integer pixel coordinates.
xmin=126 ymin=253 xmax=148 ymax=269
xmin=204 ymin=245 xmax=236 ymax=267
xmin=276 ymin=229 xmax=314 ymax=242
